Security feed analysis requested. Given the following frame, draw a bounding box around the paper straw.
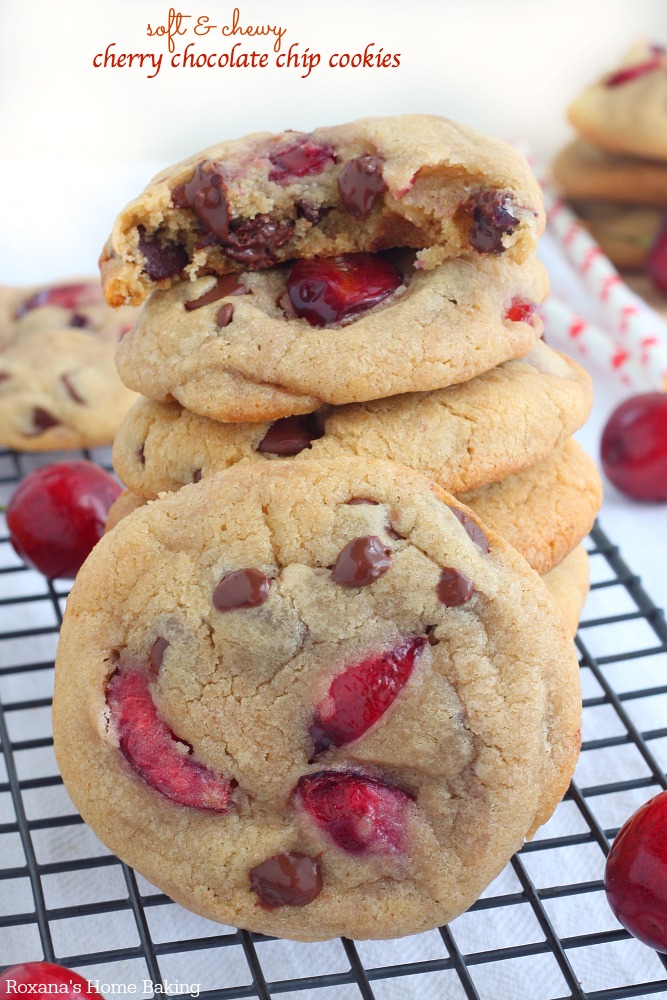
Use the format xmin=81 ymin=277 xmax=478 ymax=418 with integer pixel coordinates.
xmin=540 ymin=296 xmax=654 ymax=390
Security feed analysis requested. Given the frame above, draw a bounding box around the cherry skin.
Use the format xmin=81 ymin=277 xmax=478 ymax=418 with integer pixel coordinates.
xmin=647 ymin=218 xmax=667 ymax=295
xmin=604 ymin=791 xmax=667 ymax=952
xmin=6 ymin=461 xmax=122 ymax=578
xmin=0 ymin=963 xmax=99 ymax=999
xmin=287 ymin=253 xmax=402 ymax=327
xmin=600 ymin=393 xmax=667 ymax=502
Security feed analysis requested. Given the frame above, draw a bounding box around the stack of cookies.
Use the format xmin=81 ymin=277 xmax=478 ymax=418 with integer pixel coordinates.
xmin=553 ymin=41 xmax=667 ymax=278
xmin=0 ymin=279 xmax=137 ymax=450
xmin=53 ymin=115 xmax=598 ymax=941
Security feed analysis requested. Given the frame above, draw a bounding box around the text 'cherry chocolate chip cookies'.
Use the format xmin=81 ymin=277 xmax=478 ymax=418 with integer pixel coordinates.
xmin=100 ymin=114 xmax=545 ymax=307
xmin=53 ymin=458 xmax=581 ymax=942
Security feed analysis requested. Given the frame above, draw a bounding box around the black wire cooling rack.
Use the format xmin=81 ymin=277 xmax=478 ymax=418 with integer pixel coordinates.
xmin=2 ymin=445 xmax=667 ymax=999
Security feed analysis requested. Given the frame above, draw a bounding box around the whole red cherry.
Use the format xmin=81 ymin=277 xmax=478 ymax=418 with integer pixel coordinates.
xmin=6 ymin=462 xmax=121 ymax=578
xmin=0 ymin=963 xmax=98 ymax=999
xmin=605 ymin=791 xmax=667 ymax=952
xmin=600 ymin=392 xmax=667 ymax=502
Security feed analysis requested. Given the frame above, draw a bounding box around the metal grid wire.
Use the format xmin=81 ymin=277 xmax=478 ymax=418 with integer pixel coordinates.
xmin=2 ymin=445 xmax=667 ymax=999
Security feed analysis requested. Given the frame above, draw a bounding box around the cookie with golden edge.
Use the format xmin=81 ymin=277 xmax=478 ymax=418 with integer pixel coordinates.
xmin=55 ymin=457 xmax=580 ymax=942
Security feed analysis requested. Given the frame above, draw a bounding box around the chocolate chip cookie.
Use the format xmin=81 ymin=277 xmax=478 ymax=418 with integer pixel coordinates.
xmin=54 ymin=458 xmax=580 ymax=941
xmin=542 ymin=546 xmax=590 ymax=637
xmin=115 ymin=253 xmax=548 ymax=422
xmin=568 ymin=42 xmax=667 ymax=162
xmin=100 ymin=114 xmax=545 ymax=307
xmin=553 ymin=139 xmax=667 ymax=205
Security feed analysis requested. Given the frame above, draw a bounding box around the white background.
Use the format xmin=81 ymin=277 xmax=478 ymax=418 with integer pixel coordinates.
xmin=0 ymin=0 xmax=666 ymax=607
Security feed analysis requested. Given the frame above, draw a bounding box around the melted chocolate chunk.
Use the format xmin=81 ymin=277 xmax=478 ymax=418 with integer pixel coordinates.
xmin=192 ymin=468 xmax=202 ymax=483
xmin=137 ymin=226 xmax=189 ymax=280
xmin=385 ymin=525 xmax=404 ymax=541
xmin=295 ymin=200 xmax=329 ymax=224
xmin=184 ymin=274 xmax=249 ymax=311
xmin=332 ymin=535 xmax=392 ymax=587
xmin=150 ymin=636 xmax=169 ymax=671
xmin=222 ymin=214 xmax=295 ymax=268
xmin=249 ymin=851 xmax=322 ymax=909
xmin=436 ymin=567 xmax=474 ymax=607
xmin=31 ymin=408 xmax=61 ymax=432
xmin=213 ymin=568 xmax=271 ymax=611
xmin=172 ymin=161 xmax=230 ymax=239
xmin=217 ymin=303 xmax=234 ymax=328
xmin=60 ymin=373 xmax=84 ymax=404
xmin=337 ymin=154 xmax=387 ymax=220
xmin=465 ymin=191 xmax=519 ymax=254
xmin=137 ymin=444 xmax=146 ymax=466
xmin=257 ymin=413 xmax=324 ymax=457
xmin=448 ymin=506 xmax=490 ymax=553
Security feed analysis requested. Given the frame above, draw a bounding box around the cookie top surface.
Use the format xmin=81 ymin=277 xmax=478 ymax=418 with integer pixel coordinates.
xmin=100 ymin=114 xmax=545 ymax=306
xmin=54 ymin=458 xmax=580 ymax=941
xmin=568 ymin=43 xmax=667 ymax=162
xmin=553 ymin=139 xmax=667 ymax=205
xmin=113 ymin=340 xmax=592 ymax=500
xmin=115 ymin=252 xmax=548 ymax=421
xmin=542 ymin=546 xmax=590 ymax=638
xmin=0 ymin=279 xmax=138 ymax=450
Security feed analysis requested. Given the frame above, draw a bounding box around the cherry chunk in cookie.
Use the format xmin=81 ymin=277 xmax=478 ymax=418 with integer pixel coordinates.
xmin=53 ymin=458 xmax=580 ymax=942
xmin=100 ymin=113 xmax=544 ymax=307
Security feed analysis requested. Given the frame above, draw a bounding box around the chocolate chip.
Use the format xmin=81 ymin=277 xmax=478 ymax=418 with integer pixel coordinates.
xmin=31 ymin=408 xmax=60 ymax=432
xmin=69 ymin=312 xmax=93 ymax=329
xmin=332 ymin=535 xmax=392 ymax=588
xmin=217 ymin=303 xmax=234 ymax=328
xmin=436 ymin=567 xmax=474 ymax=607
xmin=257 ymin=413 xmax=324 ymax=457
xmin=60 ymin=373 xmax=84 ymax=404
xmin=296 ymin=200 xmax=329 ymax=224
xmin=213 ymin=568 xmax=272 ymax=611
xmin=0 ymin=371 xmax=10 ymax=383
xmin=346 ymin=497 xmax=379 ymax=505
xmin=425 ymin=625 xmax=440 ymax=646
xmin=150 ymin=636 xmax=169 ymax=671
xmin=184 ymin=274 xmax=249 ymax=311
xmin=222 ymin=214 xmax=295 ymax=268
xmin=465 ymin=191 xmax=519 ymax=255
xmin=249 ymin=851 xmax=322 ymax=909
xmin=448 ymin=506 xmax=490 ymax=553
xmin=337 ymin=154 xmax=387 ymax=220
xmin=137 ymin=444 xmax=146 ymax=466
xmin=193 ymin=468 xmax=202 ymax=483
xmin=137 ymin=226 xmax=189 ymax=280
xmin=385 ymin=525 xmax=404 ymax=541
xmin=173 ymin=161 xmax=230 ymax=239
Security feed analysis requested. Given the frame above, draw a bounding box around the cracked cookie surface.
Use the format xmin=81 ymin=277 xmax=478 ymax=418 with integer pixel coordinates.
xmin=100 ymin=114 xmax=545 ymax=307
xmin=115 ymin=253 xmax=548 ymax=422
xmin=54 ymin=458 xmax=580 ymax=940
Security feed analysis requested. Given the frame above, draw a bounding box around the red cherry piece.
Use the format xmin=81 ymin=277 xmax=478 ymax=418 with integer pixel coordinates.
xmin=337 ymin=154 xmax=387 ymax=219
xmin=16 ymin=281 xmax=103 ymax=318
xmin=213 ymin=568 xmax=272 ymax=611
xmin=0 ymin=963 xmax=100 ymax=1000
xmin=249 ymin=851 xmax=322 ymax=909
xmin=647 ymin=216 xmax=667 ymax=294
xmin=107 ymin=664 xmax=232 ymax=811
xmin=137 ymin=226 xmax=189 ymax=280
xmin=268 ymin=136 xmax=336 ymax=182
xmin=505 ymin=297 xmax=536 ymax=324
xmin=331 ymin=535 xmax=393 ymax=587
xmin=310 ymin=635 xmax=426 ymax=753
xmin=465 ymin=190 xmax=519 ymax=254
xmin=287 ymin=253 xmax=402 ymax=327
xmin=257 ymin=413 xmax=324 ymax=456
xmin=436 ymin=567 xmax=474 ymax=606
xmin=448 ymin=505 xmax=491 ymax=553
xmin=6 ymin=462 xmax=122 ymax=579
xmin=605 ymin=790 xmax=667 ymax=951
xmin=600 ymin=392 xmax=667 ymax=501
xmin=296 ymin=770 xmax=411 ymax=854
xmin=184 ymin=274 xmax=249 ymax=311
xmin=606 ymin=58 xmax=662 ymax=87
